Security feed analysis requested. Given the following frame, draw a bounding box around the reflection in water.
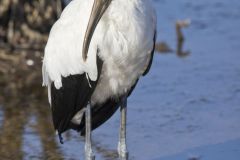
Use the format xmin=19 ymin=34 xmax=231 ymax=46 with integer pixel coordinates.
xmin=155 ymin=19 xmax=191 ymax=58
xmin=155 ymin=42 xmax=173 ymax=53
xmin=0 ymin=49 xmax=63 ymax=159
xmin=0 ymin=104 xmax=28 ymax=159
xmin=93 ymin=140 xmax=119 ymax=160
xmin=0 ymin=107 xmax=3 ymax=129
xmin=34 ymin=105 xmax=64 ymax=160
xmin=176 ymin=19 xmax=191 ymax=57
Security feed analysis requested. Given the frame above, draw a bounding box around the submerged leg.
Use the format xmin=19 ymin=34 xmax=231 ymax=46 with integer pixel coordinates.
xmin=118 ymin=95 xmax=128 ymax=160
xmin=85 ymin=104 xmax=95 ymax=160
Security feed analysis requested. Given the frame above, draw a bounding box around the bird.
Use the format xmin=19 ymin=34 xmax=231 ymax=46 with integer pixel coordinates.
xmin=42 ymin=0 xmax=156 ymax=159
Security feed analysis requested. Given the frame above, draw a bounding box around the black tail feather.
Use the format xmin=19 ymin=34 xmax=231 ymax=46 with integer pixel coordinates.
xmin=50 ymin=54 xmax=103 ymax=138
xmin=80 ymin=97 xmax=120 ymax=136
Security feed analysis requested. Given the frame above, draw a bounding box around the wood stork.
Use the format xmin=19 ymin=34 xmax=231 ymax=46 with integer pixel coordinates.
xmin=42 ymin=0 xmax=156 ymax=159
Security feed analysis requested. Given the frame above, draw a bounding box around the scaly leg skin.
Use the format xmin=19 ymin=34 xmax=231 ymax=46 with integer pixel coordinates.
xmin=85 ymin=104 xmax=95 ymax=160
xmin=118 ymin=95 xmax=129 ymax=160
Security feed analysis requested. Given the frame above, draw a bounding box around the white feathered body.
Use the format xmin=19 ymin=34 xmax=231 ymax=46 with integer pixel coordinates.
xmin=42 ymin=0 xmax=156 ymax=105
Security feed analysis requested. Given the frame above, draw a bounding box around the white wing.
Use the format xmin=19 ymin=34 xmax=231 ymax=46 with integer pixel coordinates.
xmin=42 ymin=0 xmax=101 ymax=89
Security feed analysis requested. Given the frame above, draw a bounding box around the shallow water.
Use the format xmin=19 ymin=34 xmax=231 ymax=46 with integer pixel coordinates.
xmin=1 ymin=0 xmax=240 ymax=159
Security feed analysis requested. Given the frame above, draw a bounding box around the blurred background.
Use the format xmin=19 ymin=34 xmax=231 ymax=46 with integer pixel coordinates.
xmin=0 ymin=0 xmax=240 ymax=160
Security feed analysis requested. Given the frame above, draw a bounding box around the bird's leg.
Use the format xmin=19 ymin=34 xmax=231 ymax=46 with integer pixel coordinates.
xmin=118 ymin=95 xmax=129 ymax=160
xmin=85 ymin=103 xmax=95 ymax=160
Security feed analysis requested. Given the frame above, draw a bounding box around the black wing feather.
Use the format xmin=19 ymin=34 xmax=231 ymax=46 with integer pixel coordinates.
xmin=80 ymin=97 xmax=120 ymax=135
xmin=50 ymin=54 xmax=103 ymax=136
xmin=142 ymin=30 xmax=156 ymax=76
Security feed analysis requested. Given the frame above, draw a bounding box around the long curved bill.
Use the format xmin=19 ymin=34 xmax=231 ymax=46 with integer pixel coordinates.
xmin=82 ymin=0 xmax=112 ymax=61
